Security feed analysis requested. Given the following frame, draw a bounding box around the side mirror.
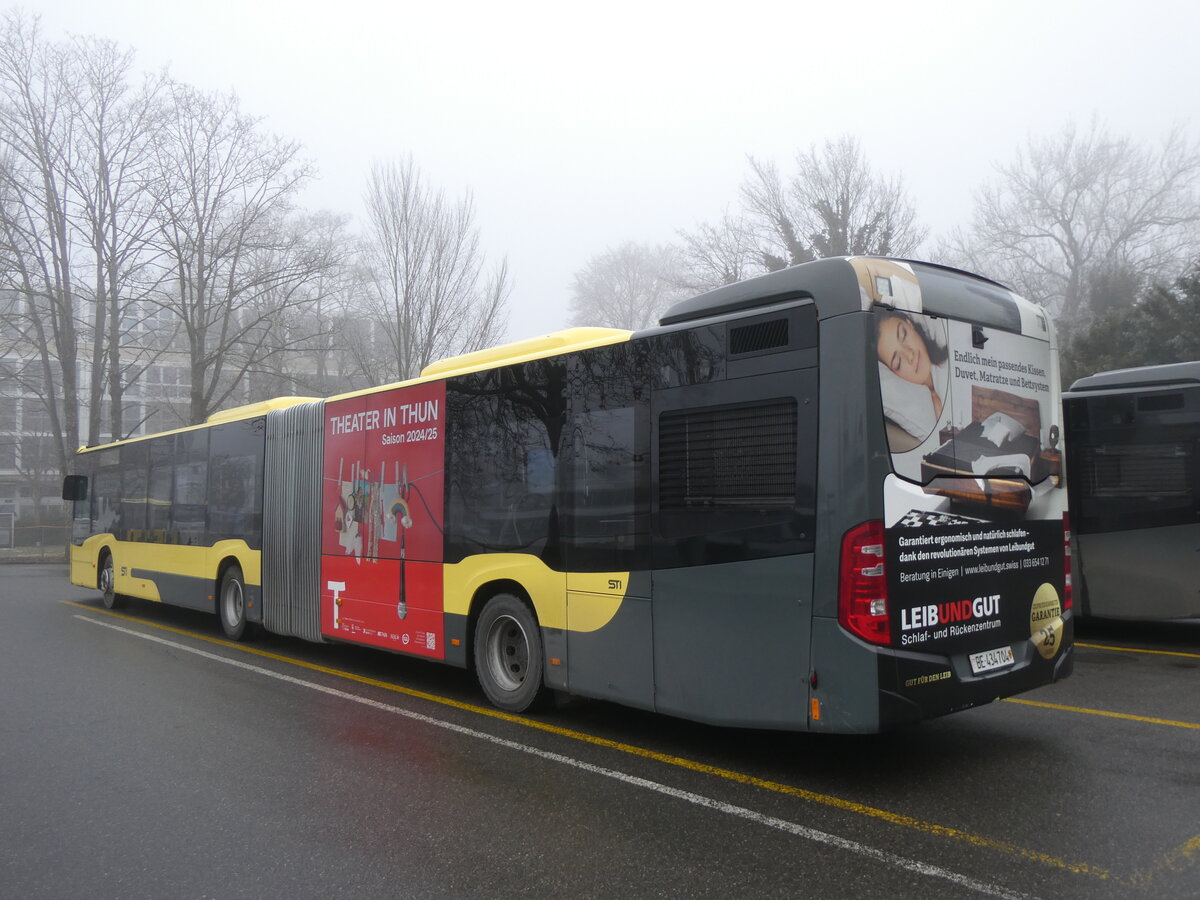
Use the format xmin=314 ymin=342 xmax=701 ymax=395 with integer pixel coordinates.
xmin=62 ymin=474 xmax=88 ymax=502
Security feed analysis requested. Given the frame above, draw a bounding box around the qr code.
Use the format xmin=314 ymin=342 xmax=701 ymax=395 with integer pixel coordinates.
xmin=425 ymin=632 xmax=436 ymax=650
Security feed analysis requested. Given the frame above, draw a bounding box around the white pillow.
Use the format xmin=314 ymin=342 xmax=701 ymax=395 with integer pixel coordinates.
xmin=980 ymin=411 xmax=1026 ymax=446
xmin=878 ymin=361 xmax=937 ymax=440
xmin=972 ymin=452 xmax=1031 ymax=479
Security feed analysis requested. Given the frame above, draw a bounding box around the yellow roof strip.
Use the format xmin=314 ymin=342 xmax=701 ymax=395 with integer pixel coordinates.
xmin=323 ymin=327 xmax=632 ymax=404
xmin=77 ymin=395 xmax=319 ymax=455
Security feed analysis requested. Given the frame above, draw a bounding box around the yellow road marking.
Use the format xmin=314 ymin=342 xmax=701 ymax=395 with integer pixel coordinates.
xmin=63 ymin=600 xmax=1113 ymax=879
xmin=1129 ymin=833 xmax=1200 ymax=888
xmin=1002 ymin=697 xmax=1200 ymax=730
xmin=1076 ymin=641 xmax=1200 ymax=661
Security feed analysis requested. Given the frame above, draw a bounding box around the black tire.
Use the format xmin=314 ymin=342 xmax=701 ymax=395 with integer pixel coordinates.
xmin=98 ymin=553 xmax=120 ymax=610
xmin=218 ymin=565 xmax=251 ymax=641
xmin=473 ymin=593 xmax=546 ymax=712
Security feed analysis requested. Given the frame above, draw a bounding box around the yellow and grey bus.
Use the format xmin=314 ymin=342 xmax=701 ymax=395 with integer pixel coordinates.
xmin=64 ymin=257 xmax=1072 ymax=732
xmin=1064 ymin=362 xmax=1200 ymax=620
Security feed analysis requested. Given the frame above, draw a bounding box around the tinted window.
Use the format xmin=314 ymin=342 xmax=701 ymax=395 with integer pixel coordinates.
xmin=147 ymin=436 xmax=174 ymax=540
xmin=92 ymin=449 xmax=120 ymax=536
xmin=446 ymin=358 xmax=566 ymax=563
xmin=562 ymin=343 xmax=650 ymax=571
xmin=208 ymin=419 xmax=265 ymax=547
xmin=1066 ymin=394 xmax=1200 ymax=533
xmin=119 ymin=441 xmax=148 ymax=540
xmin=912 ymin=263 xmax=1022 ymax=333
xmin=174 ymin=430 xmax=208 ymax=546
xmin=650 ymin=326 xmax=725 ymax=389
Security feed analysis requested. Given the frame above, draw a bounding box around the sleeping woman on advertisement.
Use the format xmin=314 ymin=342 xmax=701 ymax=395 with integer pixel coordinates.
xmin=875 ymin=309 xmax=951 ymax=452
xmin=874 ymin=304 xmax=1063 ymax=523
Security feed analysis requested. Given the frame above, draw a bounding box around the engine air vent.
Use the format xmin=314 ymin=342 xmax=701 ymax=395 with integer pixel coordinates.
xmin=730 ymin=318 xmax=788 ymax=355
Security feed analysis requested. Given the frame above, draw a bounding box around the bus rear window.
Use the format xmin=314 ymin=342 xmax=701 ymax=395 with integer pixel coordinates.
xmin=909 ymin=263 xmax=1023 ymax=333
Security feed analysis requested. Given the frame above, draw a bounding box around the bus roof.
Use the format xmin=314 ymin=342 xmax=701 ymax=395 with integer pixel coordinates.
xmin=418 ymin=327 xmax=630 ymax=380
xmin=1066 ymin=361 xmax=1200 ymax=394
xmin=324 ymin=327 xmax=632 ymax=403
xmin=76 ymin=395 xmax=321 ymax=454
xmin=75 ymin=329 xmax=633 ymax=454
xmin=658 ymin=256 xmax=1020 ymax=328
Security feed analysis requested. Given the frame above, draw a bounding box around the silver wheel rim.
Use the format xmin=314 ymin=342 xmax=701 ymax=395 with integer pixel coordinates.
xmin=483 ymin=613 xmax=528 ymax=693
xmin=222 ymin=578 xmax=244 ymax=628
xmin=100 ymin=561 xmax=114 ymax=599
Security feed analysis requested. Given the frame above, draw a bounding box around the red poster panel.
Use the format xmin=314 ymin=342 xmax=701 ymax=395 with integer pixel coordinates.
xmin=319 ymin=381 xmax=445 ymax=655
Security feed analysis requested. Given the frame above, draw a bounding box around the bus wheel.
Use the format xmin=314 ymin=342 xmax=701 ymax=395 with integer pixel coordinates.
xmin=218 ymin=565 xmax=251 ymax=641
xmin=474 ymin=593 xmax=546 ymax=712
xmin=98 ymin=554 xmax=120 ymax=610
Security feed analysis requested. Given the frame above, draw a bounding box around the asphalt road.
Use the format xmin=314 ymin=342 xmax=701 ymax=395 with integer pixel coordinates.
xmin=2 ymin=565 xmax=1197 ymax=899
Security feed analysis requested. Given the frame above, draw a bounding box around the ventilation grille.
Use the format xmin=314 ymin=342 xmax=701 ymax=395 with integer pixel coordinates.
xmin=660 ymin=399 xmax=797 ymax=510
xmin=730 ymin=318 xmax=789 ymax=355
xmin=1078 ymin=442 xmax=1193 ymax=498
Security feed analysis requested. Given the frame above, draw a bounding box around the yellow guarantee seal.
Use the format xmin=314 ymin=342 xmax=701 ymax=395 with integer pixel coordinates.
xmin=1029 ymin=583 xmax=1064 ymax=659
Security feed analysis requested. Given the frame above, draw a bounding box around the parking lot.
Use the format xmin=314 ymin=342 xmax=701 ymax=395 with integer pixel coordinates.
xmin=3 ymin=565 xmax=1197 ymax=899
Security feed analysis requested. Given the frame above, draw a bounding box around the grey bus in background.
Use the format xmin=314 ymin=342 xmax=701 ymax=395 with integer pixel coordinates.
xmin=1064 ymin=362 xmax=1200 ymax=620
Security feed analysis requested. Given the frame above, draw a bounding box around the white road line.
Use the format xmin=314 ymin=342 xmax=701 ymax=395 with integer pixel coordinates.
xmin=76 ymin=614 xmax=1032 ymax=900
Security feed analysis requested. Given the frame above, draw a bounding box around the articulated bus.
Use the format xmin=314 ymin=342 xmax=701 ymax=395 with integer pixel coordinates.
xmin=1063 ymin=362 xmax=1200 ymax=620
xmin=63 ymin=257 xmax=1072 ymax=733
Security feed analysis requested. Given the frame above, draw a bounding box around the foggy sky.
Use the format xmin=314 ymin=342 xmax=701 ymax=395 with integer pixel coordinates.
xmin=34 ymin=0 xmax=1200 ymax=340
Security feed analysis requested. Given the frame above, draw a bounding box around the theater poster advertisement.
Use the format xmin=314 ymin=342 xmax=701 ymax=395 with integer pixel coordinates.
xmin=856 ymin=258 xmax=1066 ymax=662
xmin=319 ymin=381 xmax=446 ymax=658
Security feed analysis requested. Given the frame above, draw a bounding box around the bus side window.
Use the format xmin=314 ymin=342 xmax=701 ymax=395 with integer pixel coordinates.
xmin=119 ymin=441 xmax=149 ymax=542
xmin=148 ymin=436 xmax=174 ymax=543
xmin=93 ymin=452 xmax=120 ymax=537
xmin=562 ymin=343 xmax=651 ymax=572
xmin=174 ymin=430 xmax=208 ymax=546
xmin=208 ymin=419 xmax=265 ymax=548
xmin=446 ymin=359 xmax=563 ymax=561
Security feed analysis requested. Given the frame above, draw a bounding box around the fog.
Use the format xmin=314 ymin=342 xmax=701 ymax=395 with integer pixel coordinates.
xmin=36 ymin=0 xmax=1200 ymax=340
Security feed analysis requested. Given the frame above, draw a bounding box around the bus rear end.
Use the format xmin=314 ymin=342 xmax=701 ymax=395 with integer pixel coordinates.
xmin=813 ymin=259 xmax=1072 ymax=731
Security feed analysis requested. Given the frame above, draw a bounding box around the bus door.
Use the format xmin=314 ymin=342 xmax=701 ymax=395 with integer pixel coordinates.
xmin=561 ymin=345 xmax=655 ymax=710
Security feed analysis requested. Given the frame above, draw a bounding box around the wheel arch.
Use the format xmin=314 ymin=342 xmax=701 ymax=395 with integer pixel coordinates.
xmin=465 ymin=579 xmax=536 ymax=672
xmin=214 ymin=555 xmax=245 ymax=613
xmin=95 ymin=544 xmax=114 ymax=590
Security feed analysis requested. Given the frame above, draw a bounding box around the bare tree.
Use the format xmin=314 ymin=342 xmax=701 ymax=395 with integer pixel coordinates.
xmin=0 ymin=12 xmax=79 ymax=471
xmin=947 ymin=120 xmax=1200 ymax=330
xmin=0 ymin=15 xmax=170 ymax=458
xmin=65 ymin=34 xmax=167 ymax=443
xmin=242 ymin=209 xmax=362 ymax=399
xmin=360 ymin=157 xmax=509 ymax=381
xmin=147 ymin=80 xmax=327 ymax=423
xmin=742 ymin=135 xmax=927 ymax=268
xmin=569 ymin=241 xmax=683 ymax=329
xmin=654 ymin=135 xmax=926 ymax=300
xmin=673 ymin=211 xmax=758 ymax=293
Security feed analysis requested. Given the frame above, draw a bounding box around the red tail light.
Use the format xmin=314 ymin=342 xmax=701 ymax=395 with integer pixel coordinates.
xmin=1062 ymin=513 xmax=1073 ymax=611
xmin=838 ymin=520 xmax=891 ymax=645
